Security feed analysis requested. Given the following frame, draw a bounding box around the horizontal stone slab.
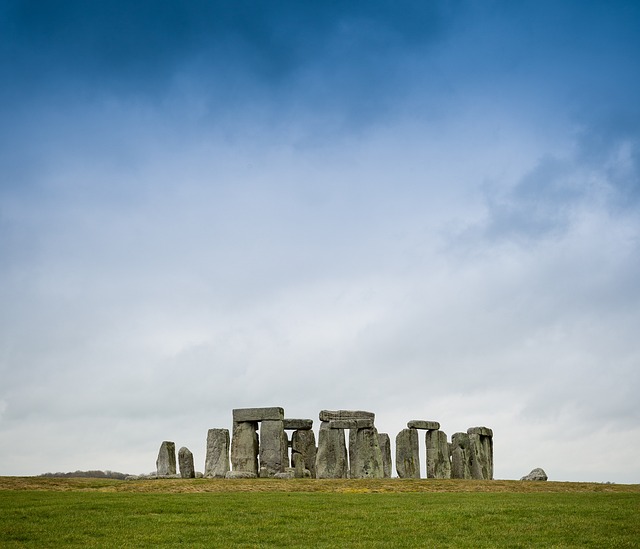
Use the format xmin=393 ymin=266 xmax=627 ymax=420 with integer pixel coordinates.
xmin=319 ymin=410 xmax=375 ymax=422
xmin=225 ymin=471 xmax=258 ymax=479
xmin=329 ymin=419 xmax=374 ymax=429
xmin=283 ymin=419 xmax=313 ymax=430
xmin=407 ymin=420 xmax=440 ymax=430
xmin=467 ymin=426 xmax=493 ymax=437
xmin=232 ymin=407 xmax=284 ymax=422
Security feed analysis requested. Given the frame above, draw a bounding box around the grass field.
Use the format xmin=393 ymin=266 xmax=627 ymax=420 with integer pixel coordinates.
xmin=1 ymin=477 xmax=638 ymax=547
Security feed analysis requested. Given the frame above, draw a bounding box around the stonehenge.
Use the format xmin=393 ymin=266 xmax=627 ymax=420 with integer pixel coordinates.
xmin=150 ymin=407 xmax=494 ymax=481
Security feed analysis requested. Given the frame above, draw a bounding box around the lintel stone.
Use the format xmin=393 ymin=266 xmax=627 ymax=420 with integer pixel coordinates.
xmin=283 ymin=419 xmax=313 ymax=430
xmin=319 ymin=410 xmax=375 ymax=422
xmin=407 ymin=420 xmax=440 ymax=430
xmin=232 ymin=407 xmax=284 ymax=422
xmin=329 ymin=418 xmax=374 ymax=429
xmin=467 ymin=426 xmax=493 ymax=437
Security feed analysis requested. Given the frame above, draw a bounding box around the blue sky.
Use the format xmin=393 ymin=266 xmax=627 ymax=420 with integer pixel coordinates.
xmin=1 ymin=1 xmax=639 ymax=482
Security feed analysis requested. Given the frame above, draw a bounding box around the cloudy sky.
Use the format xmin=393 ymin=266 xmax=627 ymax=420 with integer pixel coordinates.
xmin=1 ymin=1 xmax=639 ymax=483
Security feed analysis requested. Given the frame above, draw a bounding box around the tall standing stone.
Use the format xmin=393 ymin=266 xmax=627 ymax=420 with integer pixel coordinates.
xmin=231 ymin=421 xmax=259 ymax=474
xmin=395 ymin=428 xmax=420 ymax=478
xmin=315 ymin=421 xmax=348 ymax=478
xmin=178 ymin=446 xmax=195 ymax=478
xmin=468 ymin=427 xmax=493 ymax=480
xmin=426 ymin=430 xmax=451 ymax=479
xmin=156 ymin=441 xmax=176 ymax=476
xmin=450 ymin=432 xmax=472 ymax=479
xmin=351 ymin=427 xmax=384 ymax=479
xmin=259 ymin=419 xmax=287 ymax=476
xmin=378 ymin=433 xmax=392 ymax=478
xmin=292 ymin=429 xmax=317 ymax=478
xmin=204 ymin=428 xmax=230 ymax=478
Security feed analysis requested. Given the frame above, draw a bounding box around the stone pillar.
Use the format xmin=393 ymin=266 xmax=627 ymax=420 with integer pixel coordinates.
xmin=291 ymin=429 xmax=317 ymax=478
xmin=230 ymin=421 xmax=259 ymax=475
xmin=351 ymin=426 xmax=384 ymax=479
xmin=259 ymin=419 xmax=287 ymax=476
xmin=156 ymin=441 xmax=176 ymax=476
xmin=468 ymin=427 xmax=493 ymax=480
xmin=315 ymin=421 xmax=348 ymax=478
xmin=395 ymin=428 xmax=420 ymax=478
xmin=378 ymin=433 xmax=392 ymax=478
xmin=204 ymin=428 xmax=230 ymax=478
xmin=426 ymin=429 xmax=451 ymax=479
xmin=450 ymin=432 xmax=471 ymax=479
xmin=178 ymin=446 xmax=195 ymax=478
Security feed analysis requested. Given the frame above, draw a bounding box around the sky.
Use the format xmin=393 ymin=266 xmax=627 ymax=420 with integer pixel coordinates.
xmin=1 ymin=1 xmax=639 ymax=483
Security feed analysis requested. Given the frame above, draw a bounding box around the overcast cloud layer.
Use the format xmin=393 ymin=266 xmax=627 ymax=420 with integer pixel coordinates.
xmin=1 ymin=1 xmax=639 ymax=483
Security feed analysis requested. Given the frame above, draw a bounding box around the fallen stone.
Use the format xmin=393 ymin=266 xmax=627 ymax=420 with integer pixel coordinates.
xmin=274 ymin=469 xmax=296 ymax=479
xmin=156 ymin=441 xmax=177 ymax=476
xmin=195 ymin=472 xmax=203 ymax=479
xmin=230 ymin=421 xmax=259 ymax=474
xmin=292 ymin=429 xmax=317 ymax=478
xmin=329 ymin=418 xmax=374 ymax=429
xmin=351 ymin=426 xmax=384 ymax=479
xmin=233 ymin=407 xmax=284 ymax=422
xmin=378 ymin=433 xmax=392 ymax=478
xmin=319 ymin=410 xmax=375 ymax=422
xmin=178 ymin=447 xmax=196 ymax=479
xmin=259 ymin=419 xmax=287 ymax=476
xmin=315 ymin=421 xmax=348 ymax=478
xmin=467 ymin=426 xmax=493 ymax=437
xmin=426 ymin=430 xmax=452 ymax=479
xmin=283 ymin=419 xmax=313 ymax=430
xmin=520 ymin=468 xmax=548 ymax=481
xmin=204 ymin=428 xmax=230 ymax=478
xmin=225 ymin=471 xmax=257 ymax=479
xmin=407 ymin=420 xmax=441 ymax=430
xmin=396 ymin=428 xmax=420 ymax=478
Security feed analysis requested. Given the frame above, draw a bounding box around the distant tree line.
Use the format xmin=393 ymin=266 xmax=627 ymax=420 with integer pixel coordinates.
xmin=39 ymin=470 xmax=129 ymax=480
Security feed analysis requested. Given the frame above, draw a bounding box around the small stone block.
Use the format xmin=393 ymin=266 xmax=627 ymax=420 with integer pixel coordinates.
xmin=319 ymin=410 xmax=375 ymax=422
xmin=283 ymin=419 xmax=313 ymax=430
xmin=407 ymin=420 xmax=440 ymax=430
xmin=225 ymin=471 xmax=257 ymax=479
xmin=329 ymin=418 xmax=374 ymax=429
xmin=232 ymin=407 xmax=285 ymax=422
xmin=467 ymin=426 xmax=493 ymax=437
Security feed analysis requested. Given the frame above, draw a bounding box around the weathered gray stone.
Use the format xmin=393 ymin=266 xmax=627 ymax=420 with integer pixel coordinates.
xmin=407 ymin=420 xmax=441 ymax=430
xmin=319 ymin=410 xmax=375 ymax=422
xmin=230 ymin=421 xmax=259 ymax=474
xmin=291 ymin=429 xmax=317 ymax=478
xmin=467 ymin=426 xmax=493 ymax=437
xmin=204 ymin=428 xmax=230 ymax=478
xmin=520 ymin=468 xmax=548 ymax=481
xmin=350 ymin=427 xmax=384 ymax=479
xmin=178 ymin=446 xmax=195 ymax=479
xmin=274 ymin=470 xmax=296 ymax=479
xmin=450 ymin=432 xmax=472 ymax=479
xmin=195 ymin=471 xmax=203 ymax=478
xmin=156 ymin=441 xmax=177 ymax=476
xmin=233 ymin=407 xmax=284 ymax=422
xmin=378 ymin=433 xmax=392 ymax=478
xmin=283 ymin=419 xmax=313 ymax=430
xmin=396 ymin=428 xmax=420 ymax=478
xmin=426 ymin=430 xmax=451 ymax=479
xmin=329 ymin=418 xmax=374 ymax=429
xmin=315 ymin=421 xmax=348 ymax=478
xmin=225 ymin=471 xmax=257 ymax=479
xmin=468 ymin=429 xmax=493 ymax=480
xmin=259 ymin=419 xmax=287 ymax=476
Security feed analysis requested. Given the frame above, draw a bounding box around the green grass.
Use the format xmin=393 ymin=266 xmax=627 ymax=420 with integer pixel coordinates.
xmin=1 ymin=479 xmax=639 ymax=547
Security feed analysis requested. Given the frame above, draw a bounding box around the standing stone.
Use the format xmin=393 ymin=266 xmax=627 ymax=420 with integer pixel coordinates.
xmin=156 ymin=441 xmax=177 ymax=476
xmin=259 ymin=419 xmax=287 ymax=476
xmin=426 ymin=430 xmax=451 ymax=479
xmin=351 ymin=427 xmax=384 ymax=479
xmin=292 ymin=429 xmax=317 ymax=478
xmin=450 ymin=432 xmax=472 ymax=479
xmin=230 ymin=421 xmax=259 ymax=474
xmin=378 ymin=433 xmax=392 ymax=478
xmin=315 ymin=421 xmax=348 ymax=478
xmin=178 ymin=446 xmax=195 ymax=479
xmin=468 ymin=427 xmax=493 ymax=480
xmin=396 ymin=428 xmax=420 ymax=478
xmin=204 ymin=428 xmax=230 ymax=478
